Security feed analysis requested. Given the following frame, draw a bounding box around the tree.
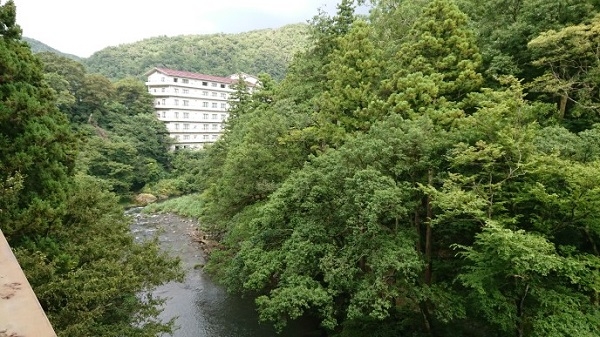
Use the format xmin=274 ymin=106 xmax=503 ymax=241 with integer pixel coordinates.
xmin=309 ymin=19 xmax=385 ymax=149
xmin=0 ymin=0 xmax=75 ymax=240
xmin=457 ymin=0 xmax=599 ymax=81
xmin=528 ymin=16 xmax=600 ymax=129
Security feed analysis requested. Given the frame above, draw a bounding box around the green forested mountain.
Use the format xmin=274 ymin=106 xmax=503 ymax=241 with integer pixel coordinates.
xmin=23 ymin=36 xmax=81 ymax=61
xmin=83 ymin=24 xmax=309 ymax=81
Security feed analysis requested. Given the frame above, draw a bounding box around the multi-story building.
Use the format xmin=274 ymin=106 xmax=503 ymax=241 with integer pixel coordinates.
xmin=145 ymin=67 xmax=257 ymax=150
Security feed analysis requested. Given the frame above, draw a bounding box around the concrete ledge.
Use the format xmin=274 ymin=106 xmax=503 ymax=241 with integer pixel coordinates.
xmin=0 ymin=230 xmax=57 ymax=337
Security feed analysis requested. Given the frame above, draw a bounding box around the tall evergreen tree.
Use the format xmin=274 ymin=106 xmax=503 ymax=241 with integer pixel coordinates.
xmin=0 ymin=0 xmax=75 ymax=240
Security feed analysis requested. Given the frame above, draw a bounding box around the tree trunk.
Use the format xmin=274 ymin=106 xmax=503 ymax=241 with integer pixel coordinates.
xmin=559 ymin=94 xmax=567 ymax=119
xmin=515 ymin=284 xmax=529 ymax=337
xmin=424 ymin=169 xmax=433 ymax=286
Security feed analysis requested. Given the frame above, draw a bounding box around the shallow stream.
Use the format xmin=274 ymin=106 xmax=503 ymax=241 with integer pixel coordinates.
xmin=128 ymin=208 xmax=319 ymax=337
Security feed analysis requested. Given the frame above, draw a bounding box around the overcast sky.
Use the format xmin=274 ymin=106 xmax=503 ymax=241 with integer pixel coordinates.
xmin=12 ymin=0 xmax=347 ymax=57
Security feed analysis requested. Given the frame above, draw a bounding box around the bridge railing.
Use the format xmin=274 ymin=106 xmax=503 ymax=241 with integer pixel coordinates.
xmin=0 ymin=230 xmax=57 ymax=337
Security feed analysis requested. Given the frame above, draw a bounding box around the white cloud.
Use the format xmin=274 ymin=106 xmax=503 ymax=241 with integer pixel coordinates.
xmin=12 ymin=0 xmax=343 ymax=57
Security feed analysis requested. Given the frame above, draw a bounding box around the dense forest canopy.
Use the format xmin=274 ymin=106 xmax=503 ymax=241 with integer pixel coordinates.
xmin=165 ymin=0 xmax=600 ymax=336
xmin=82 ymin=24 xmax=310 ymax=81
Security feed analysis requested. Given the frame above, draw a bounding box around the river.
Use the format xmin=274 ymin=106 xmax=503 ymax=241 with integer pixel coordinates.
xmin=128 ymin=208 xmax=322 ymax=337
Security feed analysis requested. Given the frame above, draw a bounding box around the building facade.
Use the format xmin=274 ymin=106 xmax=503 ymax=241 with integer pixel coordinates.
xmin=145 ymin=67 xmax=254 ymax=150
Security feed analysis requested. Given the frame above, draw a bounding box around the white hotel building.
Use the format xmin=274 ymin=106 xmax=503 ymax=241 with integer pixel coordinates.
xmin=145 ymin=67 xmax=256 ymax=150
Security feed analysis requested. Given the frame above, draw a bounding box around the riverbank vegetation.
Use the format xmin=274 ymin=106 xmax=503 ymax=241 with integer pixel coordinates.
xmin=0 ymin=1 xmax=182 ymax=336
xmin=175 ymin=0 xmax=600 ymax=336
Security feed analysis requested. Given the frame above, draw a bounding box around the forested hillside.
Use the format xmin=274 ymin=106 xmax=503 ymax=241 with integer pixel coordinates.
xmin=148 ymin=0 xmax=600 ymax=336
xmin=23 ymin=36 xmax=81 ymax=61
xmin=83 ymin=24 xmax=309 ymax=81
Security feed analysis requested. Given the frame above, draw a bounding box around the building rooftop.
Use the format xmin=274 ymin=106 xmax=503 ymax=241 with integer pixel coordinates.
xmin=148 ymin=67 xmax=236 ymax=84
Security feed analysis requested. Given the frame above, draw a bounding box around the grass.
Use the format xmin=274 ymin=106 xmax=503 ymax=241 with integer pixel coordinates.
xmin=143 ymin=194 xmax=204 ymax=219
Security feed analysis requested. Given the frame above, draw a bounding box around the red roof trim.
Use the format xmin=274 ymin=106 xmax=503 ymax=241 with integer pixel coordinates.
xmin=150 ymin=67 xmax=236 ymax=84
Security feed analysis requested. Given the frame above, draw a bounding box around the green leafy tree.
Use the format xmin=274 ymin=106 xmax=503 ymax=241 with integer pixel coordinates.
xmin=457 ymin=0 xmax=599 ymax=81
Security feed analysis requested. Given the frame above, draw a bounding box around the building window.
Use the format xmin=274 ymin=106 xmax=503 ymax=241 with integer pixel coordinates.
xmin=161 ymin=88 xmax=165 ymax=92
xmin=202 ymin=102 xmax=208 ymax=108
xmin=202 ymin=91 xmax=208 ymax=96
xmin=161 ymin=99 xmax=166 ymax=105
xmin=184 ymin=135 xmax=190 ymax=140
xmin=212 ymin=103 xmax=217 ymax=108
xmin=212 ymin=92 xmax=217 ymax=97
xmin=203 ymin=113 xmax=209 ymax=120
xmin=183 ymin=123 xmax=189 ymax=130
xmin=183 ymin=100 xmax=189 ymax=106
xmin=212 ymin=113 xmax=217 ymax=119
xmin=202 ymin=81 xmax=207 ymax=86
xmin=162 ymin=112 xmax=166 ymax=118
xmin=203 ymin=124 xmax=208 ymax=130
xmin=220 ymin=103 xmax=226 ymax=109
xmin=221 ymin=93 xmax=227 ymax=98
xmin=212 ymin=124 xmax=218 ymax=130
xmin=183 ymin=112 xmax=189 ymax=118
xmin=220 ymin=84 xmax=225 ymax=88
xmin=220 ymin=114 xmax=226 ymax=120
xmin=203 ymin=135 xmax=209 ymax=140
xmin=174 ymin=88 xmax=179 ymax=94
xmin=174 ymin=78 xmax=178 ymax=82
xmin=174 ymin=111 xmax=179 ymax=118
xmin=183 ymin=89 xmax=189 ymax=94
xmin=182 ymin=79 xmax=189 ymax=84
xmin=212 ymin=135 xmax=218 ymax=139
xmin=174 ymin=99 xmax=179 ymax=106
xmin=211 ymin=83 xmax=217 ymax=87
xmin=161 ymin=77 xmax=165 ymax=82
xmin=174 ymin=123 xmax=179 ymax=130
xmin=156 ymin=113 xmax=161 ymax=118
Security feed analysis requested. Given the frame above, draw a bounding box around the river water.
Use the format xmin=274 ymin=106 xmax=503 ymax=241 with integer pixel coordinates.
xmin=128 ymin=208 xmax=321 ymax=337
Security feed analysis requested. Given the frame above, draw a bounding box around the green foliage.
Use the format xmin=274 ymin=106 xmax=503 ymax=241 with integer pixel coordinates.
xmin=37 ymin=52 xmax=172 ymax=195
xmin=143 ymin=194 xmax=204 ymax=219
xmin=83 ymin=24 xmax=309 ymax=81
xmin=385 ymin=0 xmax=483 ymax=118
xmin=15 ymin=174 xmax=182 ymax=337
xmin=195 ymin=1 xmax=600 ymax=335
xmin=457 ymin=0 xmax=599 ymax=80
xmin=0 ymin=4 xmax=181 ymax=335
xmin=456 ymin=222 xmax=600 ymax=337
xmin=528 ymin=15 xmax=600 ymax=128
xmin=0 ymin=0 xmax=75 ymax=239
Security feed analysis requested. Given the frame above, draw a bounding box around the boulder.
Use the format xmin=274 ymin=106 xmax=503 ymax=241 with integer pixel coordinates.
xmin=134 ymin=193 xmax=157 ymax=206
